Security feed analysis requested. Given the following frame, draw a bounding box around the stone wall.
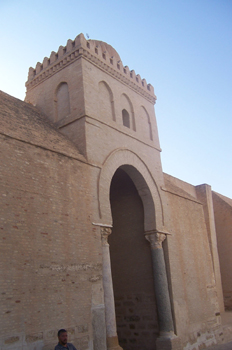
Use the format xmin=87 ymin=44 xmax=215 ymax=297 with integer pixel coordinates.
xmin=0 ymin=92 xmax=105 ymax=349
xmin=213 ymin=192 xmax=232 ymax=311
xmin=163 ymin=174 xmax=222 ymax=350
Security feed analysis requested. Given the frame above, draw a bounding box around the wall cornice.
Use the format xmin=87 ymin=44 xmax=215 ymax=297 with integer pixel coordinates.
xmin=25 ymin=34 xmax=157 ymax=104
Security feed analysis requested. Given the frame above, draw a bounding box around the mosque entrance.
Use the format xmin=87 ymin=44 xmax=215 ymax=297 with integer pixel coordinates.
xmin=109 ymin=167 xmax=159 ymax=350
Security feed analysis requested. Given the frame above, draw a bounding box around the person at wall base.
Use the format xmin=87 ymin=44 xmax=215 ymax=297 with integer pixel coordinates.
xmin=54 ymin=329 xmax=77 ymax=350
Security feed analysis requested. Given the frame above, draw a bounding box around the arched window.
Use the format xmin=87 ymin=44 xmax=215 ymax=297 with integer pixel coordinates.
xmin=98 ymin=81 xmax=116 ymax=121
xmin=122 ymin=109 xmax=130 ymax=128
xmin=120 ymin=93 xmax=136 ymax=131
xmin=140 ymin=106 xmax=153 ymax=140
xmin=55 ymin=82 xmax=70 ymax=121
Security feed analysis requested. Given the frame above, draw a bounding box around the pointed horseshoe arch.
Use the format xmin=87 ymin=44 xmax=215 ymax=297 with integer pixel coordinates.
xmin=97 ymin=148 xmax=165 ymax=232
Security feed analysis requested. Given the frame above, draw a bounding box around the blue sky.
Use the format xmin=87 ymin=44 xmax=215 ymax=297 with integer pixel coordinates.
xmin=1 ymin=0 xmax=231 ymax=198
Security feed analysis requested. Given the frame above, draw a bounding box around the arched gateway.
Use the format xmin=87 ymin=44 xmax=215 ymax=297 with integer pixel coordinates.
xmin=97 ymin=149 xmax=180 ymax=350
xmin=97 ymin=148 xmax=164 ymax=232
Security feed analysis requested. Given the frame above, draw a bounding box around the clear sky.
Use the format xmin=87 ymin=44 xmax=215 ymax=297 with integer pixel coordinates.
xmin=1 ymin=0 xmax=231 ymax=198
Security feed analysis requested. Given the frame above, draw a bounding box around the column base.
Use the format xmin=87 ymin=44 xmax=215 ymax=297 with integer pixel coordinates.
xmin=156 ymin=334 xmax=182 ymax=350
xmin=107 ymin=335 xmax=123 ymax=350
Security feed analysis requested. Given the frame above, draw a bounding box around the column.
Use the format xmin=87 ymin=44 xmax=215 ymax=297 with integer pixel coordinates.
xmin=101 ymin=226 xmax=123 ymax=350
xmin=145 ymin=231 xmax=182 ymax=350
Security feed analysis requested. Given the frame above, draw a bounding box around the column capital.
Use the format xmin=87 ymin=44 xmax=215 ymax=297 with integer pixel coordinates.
xmin=101 ymin=226 xmax=112 ymax=246
xmin=145 ymin=231 xmax=167 ymax=249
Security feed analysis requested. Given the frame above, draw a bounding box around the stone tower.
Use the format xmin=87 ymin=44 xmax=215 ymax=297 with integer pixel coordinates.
xmin=25 ymin=34 xmax=181 ymax=350
xmin=25 ymin=34 xmax=159 ymax=159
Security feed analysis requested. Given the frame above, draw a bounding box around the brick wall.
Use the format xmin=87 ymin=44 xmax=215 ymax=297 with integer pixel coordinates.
xmin=213 ymin=192 xmax=232 ymax=311
xmin=163 ymin=175 xmax=221 ymax=348
xmin=0 ymin=133 xmax=102 ymax=350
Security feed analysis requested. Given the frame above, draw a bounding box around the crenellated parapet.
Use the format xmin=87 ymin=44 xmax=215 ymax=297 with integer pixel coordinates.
xmin=25 ymin=33 xmax=156 ymax=104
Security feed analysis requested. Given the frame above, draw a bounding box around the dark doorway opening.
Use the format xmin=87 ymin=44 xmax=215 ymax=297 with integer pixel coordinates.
xmin=109 ymin=168 xmax=159 ymax=350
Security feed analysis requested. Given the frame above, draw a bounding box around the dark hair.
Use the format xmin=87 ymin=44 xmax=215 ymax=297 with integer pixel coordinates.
xmin=58 ymin=329 xmax=67 ymax=337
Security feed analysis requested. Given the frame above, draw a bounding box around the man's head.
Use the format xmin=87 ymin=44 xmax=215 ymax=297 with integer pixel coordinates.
xmin=58 ymin=329 xmax=68 ymax=345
